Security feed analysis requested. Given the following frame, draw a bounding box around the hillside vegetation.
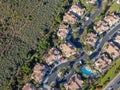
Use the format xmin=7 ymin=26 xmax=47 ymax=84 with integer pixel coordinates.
xmin=0 ymin=0 xmax=72 ymax=89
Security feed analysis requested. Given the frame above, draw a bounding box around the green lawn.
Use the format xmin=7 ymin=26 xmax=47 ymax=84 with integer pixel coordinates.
xmin=80 ymin=0 xmax=97 ymax=14
xmin=99 ymin=59 xmax=120 ymax=86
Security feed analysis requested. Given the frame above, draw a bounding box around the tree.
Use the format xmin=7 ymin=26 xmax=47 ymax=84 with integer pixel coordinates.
xmin=21 ymin=65 xmax=32 ymax=74
xmin=67 ymin=65 xmax=71 ymax=71
xmin=71 ymin=24 xmax=78 ymax=31
xmin=74 ymin=64 xmax=80 ymax=73
xmin=38 ymin=34 xmax=51 ymax=52
xmin=55 ymin=15 xmax=62 ymax=23
xmin=33 ymin=52 xmax=39 ymax=62
xmin=60 ymin=84 xmax=66 ymax=90
xmin=100 ymin=33 xmax=104 ymax=39
xmin=73 ymin=32 xmax=79 ymax=39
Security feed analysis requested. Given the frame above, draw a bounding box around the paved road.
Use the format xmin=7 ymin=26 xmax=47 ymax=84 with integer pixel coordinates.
xmin=83 ymin=0 xmax=102 ymax=27
xmin=103 ymin=73 xmax=120 ymax=90
xmin=46 ymin=61 xmax=72 ymax=85
xmin=99 ymin=24 xmax=120 ymax=49
xmin=90 ymin=24 xmax=120 ymax=60
xmin=65 ymin=52 xmax=89 ymax=82
xmin=45 ymin=53 xmax=89 ymax=85
xmin=42 ymin=24 xmax=120 ymax=89
xmin=41 ymin=0 xmax=103 ymax=89
xmin=41 ymin=0 xmax=120 ymax=89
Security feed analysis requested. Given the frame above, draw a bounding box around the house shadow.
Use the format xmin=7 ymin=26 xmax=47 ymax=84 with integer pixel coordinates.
xmin=79 ymin=26 xmax=84 ymax=36
xmin=67 ymin=36 xmax=82 ymax=48
xmin=89 ymin=48 xmax=101 ymax=60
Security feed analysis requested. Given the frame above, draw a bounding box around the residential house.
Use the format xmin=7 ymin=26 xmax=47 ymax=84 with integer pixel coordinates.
xmin=64 ymin=74 xmax=84 ymax=90
xmin=22 ymin=83 xmax=36 ymax=90
xmin=31 ymin=63 xmax=45 ymax=83
xmin=57 ymin=24 xmax=70 ymax=39
xmin=104 ymin=13 xmax=120 ymax=26
xmin=114 ymin=33 xmax=120 ymax=44
xmin=69 ymin=4 xmax=85 ymax=17
xmin=104 ymin=42 xmax=120 ymax=59
xmin=86 ymin=0 xmax=97 ymax=4
xmin=60 ymin=42 xmax=76 ymax=57
xmin=63 ymin=12 xmax=78 ymax=24
xmin=86 ymin=32 xmax=98 ymax=47
xmin=94 ymin=20 xmax=110 ymax=34
xmin=94 ymin=53 xmax=112 ymax=72
xmin=45 ymin=47 xmax=62 ymax=64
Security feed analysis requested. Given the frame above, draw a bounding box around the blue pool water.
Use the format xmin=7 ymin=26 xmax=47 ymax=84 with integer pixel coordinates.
xmin=81 ymin=68 xmax=92 ymax=76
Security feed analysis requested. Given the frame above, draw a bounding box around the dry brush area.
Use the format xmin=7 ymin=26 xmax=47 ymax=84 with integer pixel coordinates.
xmin=0 ymin=0 xmax=71 ymax=89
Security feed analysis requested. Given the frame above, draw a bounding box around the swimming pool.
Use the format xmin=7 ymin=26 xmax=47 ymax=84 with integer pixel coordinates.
xmin=81 ymin=68 xmax=93 ymax=76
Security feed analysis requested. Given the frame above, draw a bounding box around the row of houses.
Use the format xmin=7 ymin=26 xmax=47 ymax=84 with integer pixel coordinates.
xmin=61 ymin=7 xmax=120 ymax=90
xmin=62 ymin=0 xmax=101 ymax=24
xmin=94 ymin=13 xmax=120 ymax=34
xmin=44 ymin=42 xmax=76 ymax=65
xmin=29 ymin=62 xmax=83 ymax=90
xmin=22 ymin=2 xmax=120 ymax=90
xmin=22 ymin=73 xmax=84 ymax=90
xmin=93 ymin=28 xmax=120 ymax=73
xmin=43 ymin=3 xmax=86 ymax=65
xmin=63 ymin=4 xmax=85 ymax=24
xmin=94 ymin=40 xmax=120 ymax=73
xmin=22 ymin=3 xmax=87 ymax=90
xmin=23 ymin=48 xmax=120 ymax=90
xmin=35 ymin=3 xmax=87 ymax=89
xmin=22 ymin=47 xmax=73 ymax=89
xmin=83 ymin=13 xmax=120 ymax=49
xmin=86 ymin=13 xmax=120 ymax=72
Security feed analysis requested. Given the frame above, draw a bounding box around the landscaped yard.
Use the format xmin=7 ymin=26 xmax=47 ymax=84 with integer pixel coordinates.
xmin=109 ymin=3 xmax=120 ymax=12
xmin=80 ymin=0 xmax=97 ymax=14
xmin=98 ymin=59 xmax=120 ymax=87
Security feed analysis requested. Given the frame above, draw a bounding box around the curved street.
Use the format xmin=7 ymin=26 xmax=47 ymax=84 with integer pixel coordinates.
xmin=43 ymin=23 xmax=120 ymax=89
xmin=41 ymin=0 xmax=120 ymax=89
xmin=42 ymin=0 xmax=103 ymax=89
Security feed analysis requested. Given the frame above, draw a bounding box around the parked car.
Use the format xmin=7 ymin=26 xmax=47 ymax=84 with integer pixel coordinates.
xmin=49 ymin=64 xmax=55 ymax=69
xmin=107 ymin=86 xmax=114 ymax=90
